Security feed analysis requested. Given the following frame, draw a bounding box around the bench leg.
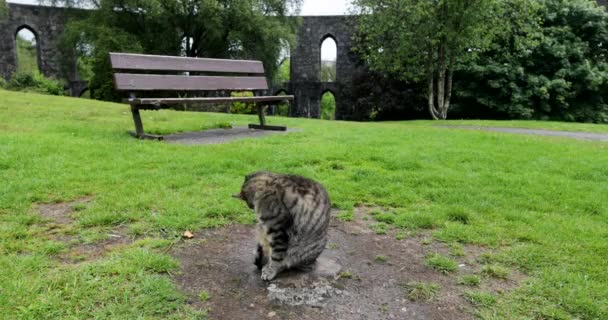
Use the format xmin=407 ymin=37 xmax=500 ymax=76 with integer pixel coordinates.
xmin=248 ymin=103 xmax=287 ymax=131
xmin=130 ymin=105 xmax=163 ymax=140
xmin=131 ymin=105 xmax=145 ymax=137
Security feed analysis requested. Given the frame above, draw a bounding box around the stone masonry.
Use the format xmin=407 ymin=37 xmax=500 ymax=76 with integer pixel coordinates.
xmin=1 ymin=2 xmax=606 ymax=116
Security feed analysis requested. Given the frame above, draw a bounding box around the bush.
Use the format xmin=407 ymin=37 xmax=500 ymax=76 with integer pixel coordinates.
xmin=456 ymin=0 xmax=608 ymax=123
xmin=230 ymin=91 xmax=256 ymax=114
xmin=7 ymin=72 xmax=65 ymax=95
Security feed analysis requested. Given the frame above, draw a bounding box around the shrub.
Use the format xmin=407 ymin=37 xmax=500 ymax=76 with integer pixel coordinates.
xmin=230 ymin=91 xmax=256 ymax=114
xmin=7 ymin=72 xmax=65 ymax=95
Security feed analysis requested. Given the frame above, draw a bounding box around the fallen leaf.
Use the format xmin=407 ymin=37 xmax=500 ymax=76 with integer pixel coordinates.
xmin=183 ymin=230 xmax=194 ymax=239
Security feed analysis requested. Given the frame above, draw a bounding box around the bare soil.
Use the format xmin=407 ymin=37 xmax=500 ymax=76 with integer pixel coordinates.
xmin=171 ymin=208 xmax=521 ymax=320
xmin=37 ymin=197 xmax=134 ymax=263
xmin=164 ymin=127 xmax=300 ymax=145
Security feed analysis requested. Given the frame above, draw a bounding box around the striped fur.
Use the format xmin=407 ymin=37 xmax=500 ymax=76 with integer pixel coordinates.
xmin=235 ymin=171 xmax=331 ymax=280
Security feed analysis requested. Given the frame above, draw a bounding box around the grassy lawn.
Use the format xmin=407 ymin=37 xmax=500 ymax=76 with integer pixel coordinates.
xmin=408 ymin=119 xmax=608 ymax=133
xmin=1 ymin=89 xmax=607 ymax=319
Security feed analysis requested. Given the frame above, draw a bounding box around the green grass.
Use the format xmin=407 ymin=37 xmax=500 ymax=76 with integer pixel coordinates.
xmin=374 ymin=255 xmax=388 ymax=263
xmin=464 ymin=290 xmax=497 ymax=308
xmin=425 ymin=253 xmax=459 ymax=274
xmin=405 ymin=282 xmax=441 ymax=301
xmin=458 ymin=275 xmax=481 ymax=287
xmin=481 ymin=264 xmax=510 ymax=279
xmin=408 ymin=119 xmax=608 ymax=133
xmin=198 ymin=291 xmax=211 ymax=302
xmin=1 ymin=90 xmax=607 ymax=319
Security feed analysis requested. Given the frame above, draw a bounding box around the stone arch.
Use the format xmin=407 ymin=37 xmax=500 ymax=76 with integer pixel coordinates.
xmin=14 ymin=24 xmax=40 ymax=74
xmin=79 ymin=87 xmax=90 ymax=98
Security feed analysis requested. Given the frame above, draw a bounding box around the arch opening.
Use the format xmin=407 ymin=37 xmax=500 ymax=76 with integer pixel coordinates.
xmin=321 ymin=90 xmax=336 ymax=120
xmin=15 ymin=27 xmax=40 ymax=75
xmin=274 ymin=89 xmax=290 ymax=117
xmin=320 ymin=35 xmax=337 ymax=82
xmin=79 ymin=88 xmax=90 ymax=99
xmin=274 ymin=39 xmax=291 ymax=85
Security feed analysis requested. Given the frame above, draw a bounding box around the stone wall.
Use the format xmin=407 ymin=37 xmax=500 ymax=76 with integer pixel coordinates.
xmin=2 ymin=1 xmax=606 ymax=107
xmin=288 ymin=15 xmax=359 ymax=120
xmin=0 ymin=3 xmax=75 ymax=82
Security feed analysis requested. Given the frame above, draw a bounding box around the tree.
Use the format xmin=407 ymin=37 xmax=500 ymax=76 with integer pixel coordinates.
xmin=55 ymin=0 xmax=301 ymax=100
xmin=352 ymin=0 xmax=504 ymax=119
xmin=457 ymin=0 xmax=608 ymax=123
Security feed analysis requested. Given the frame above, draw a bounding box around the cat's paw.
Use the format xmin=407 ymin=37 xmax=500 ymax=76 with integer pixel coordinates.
xmin=261 ymin=265 xmax=279 ymax=281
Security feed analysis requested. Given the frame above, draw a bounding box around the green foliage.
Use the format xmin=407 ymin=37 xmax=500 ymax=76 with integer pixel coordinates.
xmin=321 ymin=91 xmax=336 ymax=120
xmin=274 ymin=59 xmax=290 ymax=85
xmin=457 ymin=0 xmax=608 ymax=123
xmin=16 ymin=35 xmax=39 ymax=75
xmin=59 ymin=0 xmax=300 ymax=101
xmin=425 ymin=253 xmax=458 ymax=274
xmin=353 ymin=0 xmax=505 ymax=119
xmin=0 ymin=0 xmax=7 ymax=20
xmin=405 ymin=282 xmax=441 ymax=301
xmin=230 ymin=91 xmax=256 ymax=114
xmin=321 ymin=61 xmax=336 ymax=82
xmin=6 ymin=72 xmax=64 ymax=95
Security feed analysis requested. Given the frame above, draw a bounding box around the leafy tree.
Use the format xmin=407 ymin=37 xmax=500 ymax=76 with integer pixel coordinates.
xmin=457 ymin=0 xmax=608 ymax=123
xmin=16 ymin=35 xmax=39 ymax=75
xmin=55 ymin=0 xmax=301 ymax=100
xmin=352 ymin=0 xmax=504 ymax=119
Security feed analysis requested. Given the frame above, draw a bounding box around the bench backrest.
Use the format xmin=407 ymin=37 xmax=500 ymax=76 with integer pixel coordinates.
xmin=110 ymin=53 xmax=269 ymax=92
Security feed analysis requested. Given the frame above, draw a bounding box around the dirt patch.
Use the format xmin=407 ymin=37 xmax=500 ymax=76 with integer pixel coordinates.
xmin=37 ymin=196 xmax=93 ymax=225
xmin=171 ymin=208 xmax=522 ymax=320
xmin=437 ymin=125 xmax=608 ymax=142
xmin=57 ymin=226 xmax=134 ymax=264
xmin=37 ymin=197 xmax=134 ymax=263
xmin=164 ymin=127 xmax=300 ymax=145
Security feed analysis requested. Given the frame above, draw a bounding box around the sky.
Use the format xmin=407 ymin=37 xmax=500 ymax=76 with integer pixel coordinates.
xmin=10 ymin=0 xmax=350 ymax=59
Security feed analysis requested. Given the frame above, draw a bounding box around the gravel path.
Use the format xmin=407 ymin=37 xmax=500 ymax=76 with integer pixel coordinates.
xmin=164 ymin=127 xmax=299 ymax=145
xmin=438 ymin=125 xmax=608 ymax=141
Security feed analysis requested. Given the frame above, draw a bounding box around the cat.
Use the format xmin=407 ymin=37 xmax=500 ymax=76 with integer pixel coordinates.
xmin=233 ymin=171 xmax=331 ymax=281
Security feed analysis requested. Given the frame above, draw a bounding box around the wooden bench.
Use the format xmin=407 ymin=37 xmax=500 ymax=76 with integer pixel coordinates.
xmin=110 ymin=53 xmax=294 ymax=140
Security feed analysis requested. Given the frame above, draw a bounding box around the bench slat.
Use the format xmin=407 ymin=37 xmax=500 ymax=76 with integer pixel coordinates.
xmin=110 ymin=53 xmax=265 ymax=74
xmin=114 ymin=73 xmax=269 ymax=91
xmin=128 ymin=95 xmax=294 ymax=105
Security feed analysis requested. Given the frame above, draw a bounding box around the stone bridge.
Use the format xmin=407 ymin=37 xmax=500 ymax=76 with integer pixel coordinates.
xmin=0 ymin=3 xmax=359 ymax=119
xmin=2 ymin=2 xmax=605 ymax=119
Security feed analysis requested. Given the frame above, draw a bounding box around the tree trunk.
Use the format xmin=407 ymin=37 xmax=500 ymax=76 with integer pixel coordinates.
xmin=427 ymin=48 xmax=440 ymax=120
xmin=443 ymin=68 xmax=454 ymax=119
xmin=436 ymin=44 xmax=446 ymax=120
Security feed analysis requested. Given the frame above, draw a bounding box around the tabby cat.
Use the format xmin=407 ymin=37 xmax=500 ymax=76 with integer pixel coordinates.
xmin=233 ymin=171 xmax=331 ymax=280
